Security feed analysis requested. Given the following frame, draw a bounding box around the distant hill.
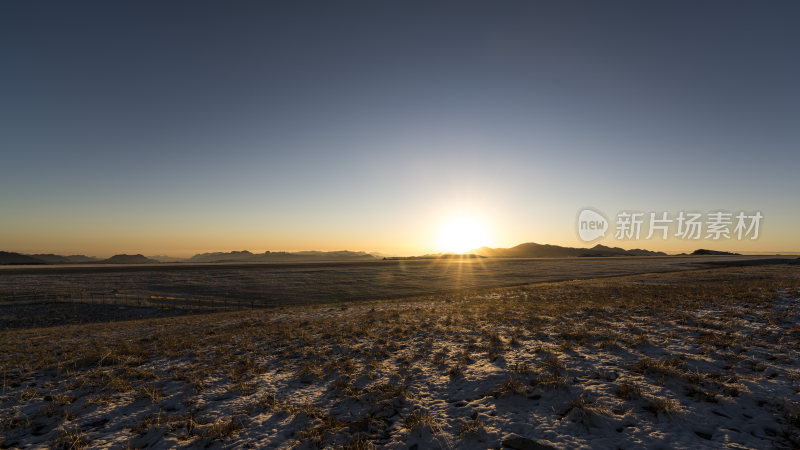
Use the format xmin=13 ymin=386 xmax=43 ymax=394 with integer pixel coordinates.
xmin=188 ymin=250 xmax=378 ymax=263
xmin=0 ymin=243 xmax=691 ymax=266
xmin=0 ymin=250 xmax=379 ymax=265
xmin=691 ymin=249 xmax=741 ymax=256
xmin=64 ymin=255 xmax=101 ymax=263
xmin=471 ymin=243 xmax=667 ymax=258
xmin=0 ymin=251 xmax=125 ymax=265
xmin=189 ymin=250 xmax=254 ymax=262
xmin=147 ymin=255 xmax=186 ymax=263
xmin=29 ymin=254 xmax=73 ymax=264
xmin=0 ymin=251 xmax=47 ymax=265
xmin=101 ymin=254 xmax=157 ymax=264
xmin=29 ymin=254 xmax=101 ymax=264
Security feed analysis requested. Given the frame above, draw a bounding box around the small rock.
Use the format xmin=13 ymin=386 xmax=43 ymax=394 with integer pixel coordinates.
xmin=348 ymin=421 xmax=369 ymax=433
xmin=502 ymin=435 xmax=557 ymax=450
xmin=694 ymin=430 xmax=713 ymax=440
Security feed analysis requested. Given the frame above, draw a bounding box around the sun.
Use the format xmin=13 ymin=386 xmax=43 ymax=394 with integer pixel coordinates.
xmin=437 ymin=217 xmax=490 ymax=254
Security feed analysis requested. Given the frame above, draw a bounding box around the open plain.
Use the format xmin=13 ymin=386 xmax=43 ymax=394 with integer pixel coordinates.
xmin=1 ymin=259 xmax=799 ymax=448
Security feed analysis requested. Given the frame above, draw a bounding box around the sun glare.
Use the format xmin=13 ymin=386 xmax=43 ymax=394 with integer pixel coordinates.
xmin=438 ymin=217 xmax=490 ymax=254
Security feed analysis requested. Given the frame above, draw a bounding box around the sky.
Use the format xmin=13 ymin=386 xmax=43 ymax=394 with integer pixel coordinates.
xmin=1 ymin=1 xmax=799 ymax=257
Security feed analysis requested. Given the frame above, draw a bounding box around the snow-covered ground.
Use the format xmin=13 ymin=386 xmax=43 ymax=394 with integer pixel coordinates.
xmin=1 ymin=266 xmax=799 ymax=448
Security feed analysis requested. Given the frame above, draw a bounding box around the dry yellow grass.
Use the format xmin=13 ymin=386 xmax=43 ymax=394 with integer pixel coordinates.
xmin=1 ymin=264 xmax=799 ymax=448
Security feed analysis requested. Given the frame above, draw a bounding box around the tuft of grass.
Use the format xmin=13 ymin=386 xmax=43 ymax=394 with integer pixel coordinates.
xmin=560 ymin=394 xmax=613 ymax=428
xmin=532 ymin=371 xmax=569 ymax=390
xmin=616 ymin=382 xmax=644 ymax=400
xmin=632 ymin=357 xmax=684 ymax=378
xmin=342 ymin=435 xmax=375 ymax=450
xmin=295 ymin=362 xmax=326 ymax=383
xmin=202 ymin=416 xmax=244 ymax=442
xmin=494 ymin=376 xmax=527 ymax=397
xmin=457 ymin=417 xmax=486 ymax=438
xmin=512 ymin=362 xmax=532 ymax=375
xmin=52 ymin=425 xmax=89 ymax=449
xmin=135 ymin=383 xmax=165 ymax=403
xmin=234 ymin=380 xmax=258 ymax=396
xmin=540 ymin=354 xmax=567 ymax=372
xmin=448 ymin=363 xmax=464 ymax=378
xmin=403 ymin=409 xmax=442 ymax=434
xmin=645 ymin=395 xmax=683 ymax=416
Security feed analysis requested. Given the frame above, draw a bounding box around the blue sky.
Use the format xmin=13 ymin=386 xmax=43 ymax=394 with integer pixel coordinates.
xmin=2 ymin=1 xmax=799 ymax=256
